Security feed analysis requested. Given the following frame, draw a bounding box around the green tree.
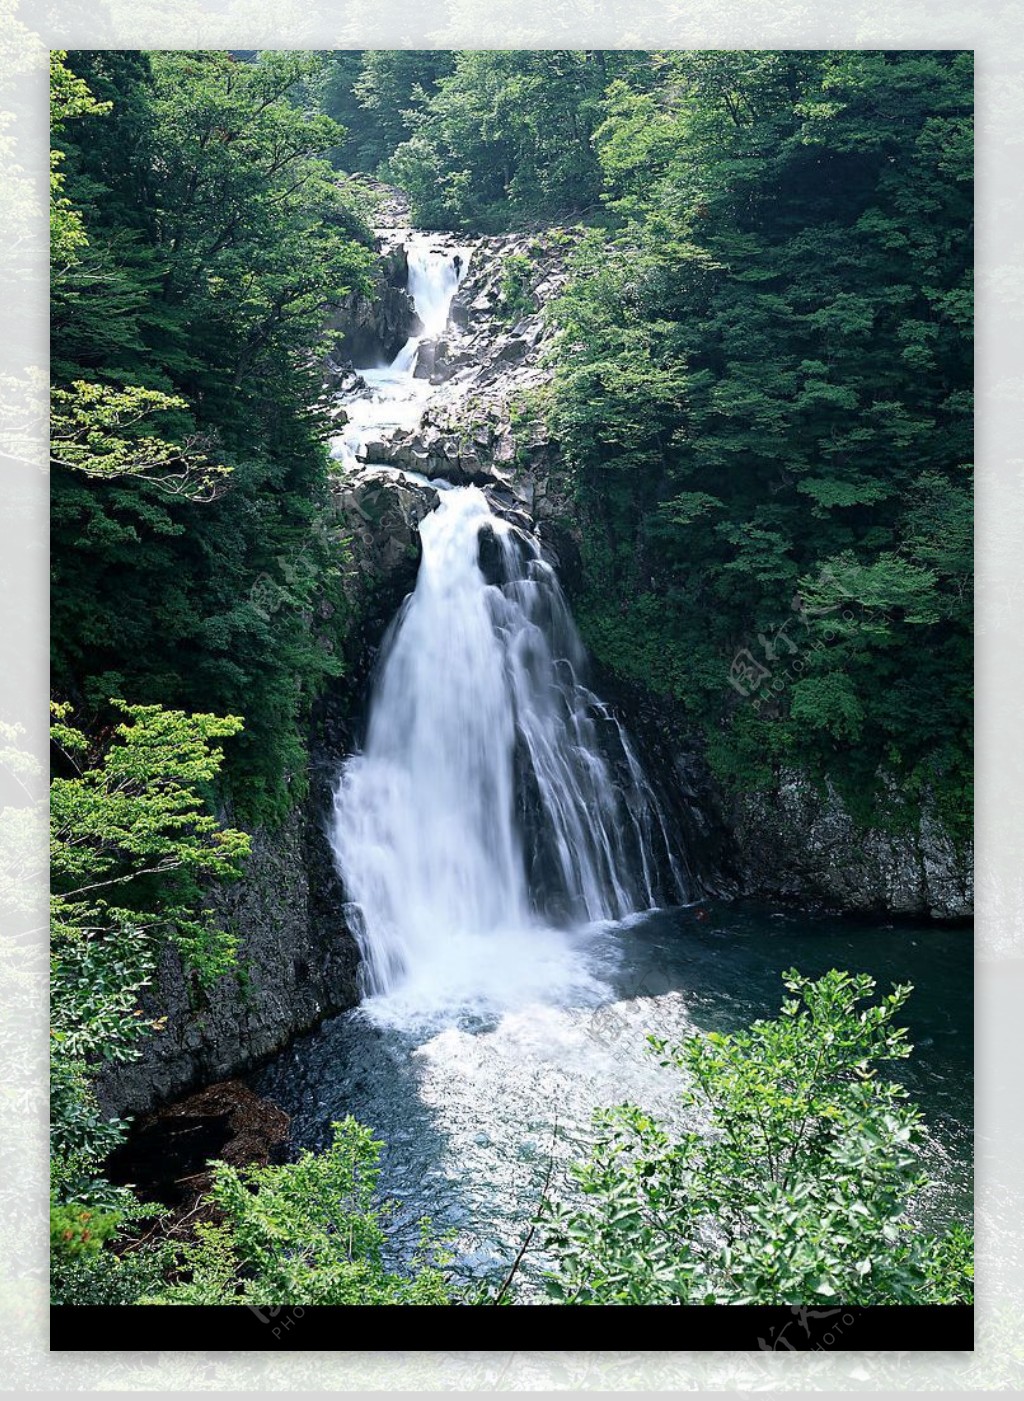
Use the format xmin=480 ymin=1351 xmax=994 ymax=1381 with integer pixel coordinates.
xmin=50 ymin=700 xmax=250 ymax=1210
xmin=547 ymin=49 xmax=972 ymax=831
xmin=321 ymin=50 xmax=455 ymax=173
xmin=144 ymin=1119 xmax=451 ymax=1305
xmin=50 ymin=50 xmax=110 ymax=270
xmin=50 ymin=381 xmax=231 ymax=501
xmin=542 ymin=969 xmax=973 ymax=1305
xmin=51 ymin=50 xmax=377 ymax=822
xmin=385 ymin=51 xmax=641 ymax=231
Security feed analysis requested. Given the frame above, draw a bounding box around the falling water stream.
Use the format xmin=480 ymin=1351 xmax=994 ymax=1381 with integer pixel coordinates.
xmin=329 ymin=236 xmax=685 ymax=1023
xmin=254 ymin=236 xmax=972 ymax=1288
xmin=329 ymin=234 xmax=473 ymax=471
xmin=333 ymin=486 xmax=687 ymax=1018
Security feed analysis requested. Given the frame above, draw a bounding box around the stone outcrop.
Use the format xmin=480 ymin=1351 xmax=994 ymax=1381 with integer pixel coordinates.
xmin=105 ymin=1079 xmax=290 ymax=1224
xmin=333 ymin=468 xmax=439 ymax=599
xmin=327 ymin=238 xmax=415 ymax=369
xmin=730 ymin=771 xmax=972 ymax=921
xmin=329 ymin=227 xmax=576 ymax=522
xmin=96 ymin=796 xmax=359 ymax=1119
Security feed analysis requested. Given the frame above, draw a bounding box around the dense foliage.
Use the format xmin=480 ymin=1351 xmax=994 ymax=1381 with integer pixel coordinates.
xmin=145 ymin=1119 xmax=451 ymax=1305
xmin=320 ymin=51 xmax=455 ymax=175
xmin=545 ymin=51 xmax=973 ymax=831
xmin=542 ymin=969 xmax=974 ymax=1305
xmin=49 ymin=700 xmax=248 ymax=1266
xmin=51 ymin=50 xmax=376 ymax=823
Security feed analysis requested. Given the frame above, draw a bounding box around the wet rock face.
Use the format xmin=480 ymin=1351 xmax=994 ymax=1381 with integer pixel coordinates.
xmin=475 ymin=522 xmax=504 ymax=586
xmin=316 ymin=467 xmax=443 ymax=765
xmin=332 ymin=468 xmax=439 ymax=600
xmin=95 ymin=802 xmax=359 ymax=1119
xmin=328 ymin=240 xmax=417 ymax=367
xmin=330 ymin=285 xmax=415 ymax=367
xmin=730 ymin=771 xmax=972 ymax=920
xmin=585 ymin=667 xmax=741 ymax=903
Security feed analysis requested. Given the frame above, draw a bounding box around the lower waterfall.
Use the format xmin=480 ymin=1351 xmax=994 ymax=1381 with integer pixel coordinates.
xmin=332 ymin=487 xmax=687 ymax=1014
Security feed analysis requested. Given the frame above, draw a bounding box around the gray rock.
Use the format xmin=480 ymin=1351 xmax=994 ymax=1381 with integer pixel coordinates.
xmin=495 ymin=337 xmax=529 ymax=364
xmin=449 ymin=299 xmax=471 ymax=329
xmin=730 ymin=768 xmax=972 ymax=920
xmin=334 ymin=467 xmax=439 ymax=601
xmin=328 ymin=281 xmax=416 ymax=367
xmin=493 ymin=432 xmax=515 ymax=464
xmin=413 ymin=340 xmax=436 ymax=380
xmin=96 ymin=802 xmax=359 ymax=1119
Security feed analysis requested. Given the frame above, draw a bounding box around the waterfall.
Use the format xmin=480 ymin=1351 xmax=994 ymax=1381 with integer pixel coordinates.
xmin=408 ymin=239 xmax=465 ymax=338
xmin=332 ymin=489 xmax=688 ymax=1012
xmin=388 ymin=237 xmax=468 ymax=374
xmin=330 ymin=235 xmax=470 ymax=468
xmin=329 ymin=235 xmax=687 ymax=1019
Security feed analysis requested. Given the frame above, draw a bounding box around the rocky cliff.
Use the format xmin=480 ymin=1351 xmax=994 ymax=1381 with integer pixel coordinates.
xmin=96 ymin=791 xmax=359 ymax=1119
xmin=731 ymin=773 xmax=972 ymax=921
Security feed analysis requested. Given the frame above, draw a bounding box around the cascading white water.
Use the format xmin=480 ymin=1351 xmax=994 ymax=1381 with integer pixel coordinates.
xmin=332 ymin=488 xmax=688 ymax=1017
xmin=330 ymin=235 xmax=470 ymax=469
xmin=328 ymin=233 xmax=686 ymax=1021
xmin=409 ymin=240 xmax=465 ymax=339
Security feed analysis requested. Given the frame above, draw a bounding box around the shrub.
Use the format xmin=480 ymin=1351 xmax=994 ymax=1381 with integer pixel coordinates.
xmin=542 ymin=969 xmax=973 ymax=1305
xmin=145 ymin=1118 xmax=451 ymax=1305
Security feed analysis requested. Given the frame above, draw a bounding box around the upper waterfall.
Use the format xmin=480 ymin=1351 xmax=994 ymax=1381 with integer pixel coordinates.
xmin=330 ymin=234 xmax=471 ymax=468
xmin=389 ymin=236 xmax=470 ymax=374
xmin=408 ymin=238 xmax=467 ymax=338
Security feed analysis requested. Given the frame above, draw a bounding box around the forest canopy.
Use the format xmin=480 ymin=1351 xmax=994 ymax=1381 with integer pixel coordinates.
xmin=53 ymin=48 xmax=973 ymax=833
xmin=51 ymin=50 xmax=376 ymax=824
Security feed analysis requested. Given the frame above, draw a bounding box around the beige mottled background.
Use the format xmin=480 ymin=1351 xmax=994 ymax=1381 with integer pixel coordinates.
xmin=1 ymin=0 xmax=1018 ymax=1388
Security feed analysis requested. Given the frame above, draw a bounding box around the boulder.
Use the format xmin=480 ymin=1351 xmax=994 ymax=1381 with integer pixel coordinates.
xmin=333 ymin=467 xmax=439 ymax=600
xmin=495 ymin=337 xmax=530 ymax=364
xmin=413 ymin=340 xmax=436 ymax=380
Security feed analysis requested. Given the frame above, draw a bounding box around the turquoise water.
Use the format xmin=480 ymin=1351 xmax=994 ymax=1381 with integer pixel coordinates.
xmin=253 ymin=902 xmax=972 ymax=1285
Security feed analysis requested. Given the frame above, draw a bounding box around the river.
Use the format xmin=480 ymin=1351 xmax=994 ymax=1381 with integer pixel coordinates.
xmin=253 ymin=903 xmax=971 ymax=1291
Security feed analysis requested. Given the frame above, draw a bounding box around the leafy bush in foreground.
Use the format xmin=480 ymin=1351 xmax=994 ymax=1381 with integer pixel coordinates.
xmin=542 ymin=969 xmax=973 ymax=1305
xmin=144 ymin=1118 xmax=451 ymax=1306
